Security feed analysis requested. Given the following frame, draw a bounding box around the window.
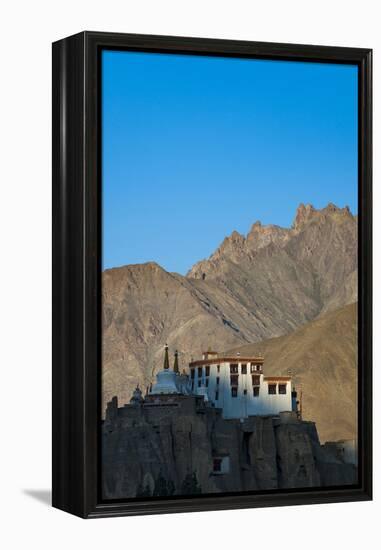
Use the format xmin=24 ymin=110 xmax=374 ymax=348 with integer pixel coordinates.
xmin=213 ymin=458 xmax=222 ymax=472
xmin=217 ymin=365 xmax=220 ymax=373
xmin=212 ymin=456 xmax=230 ymax=474
xmin=230 ymin=364 xmax=239 ymax=373
xmin=216 ymin=376 xmax=220 ymax=385
xmin=205 ymin=366 xmax=210 ymax=377
xmin=198 ymin=367 xmax=203 ymax=377
xmin=231 ymin=387 xmax=238 ymax=397
xmin=198 ymin=380 xmax=202 ymax=387
xmin=190 ymin=369 xmax=195 ymax=379
xmin=250 ymin=363 xmax=261 ymax=373
xmin=279 ymin=384 xmax=287 ymax=394
xmin=243 ymin=389 xmax=247 ymax=395
xmin=251 ymin=374 xmax=260 ymax=386
xmin=215 ymin=391 xmax=219 ymax=401
xmin=205 ymin=378 xmax=209 ymax=387
xmin=230 ymin=374 xmax=239 ymax=386
xmin=253 ymin=386 xmax=260 ymax=397
xmin=268 ymin=384 xmax=276 ymax=395
xmin=241 ymin=364 xmax=247 ymax=374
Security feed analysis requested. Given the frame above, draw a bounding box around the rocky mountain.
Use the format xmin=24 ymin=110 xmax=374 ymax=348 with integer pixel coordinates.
xmin=227 ymin=302 xmax=357 ymax=443
xmin=187 ymin=203 xmax=357 ymax=314
xmin=102 ymin=203 xmax=358 ymax=434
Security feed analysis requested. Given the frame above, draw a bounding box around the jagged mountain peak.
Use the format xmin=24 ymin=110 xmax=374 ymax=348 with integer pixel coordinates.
xmin=292 ymin=202 xmax=354 ymax=230
xmin=187 ymin=202 xmax=356 ymax=279
xmin=223 ymin=229 xmax=245 ymax=246
xmin=218 ymin=230 xmax=245 ymax=250
xmin=292 ymin=203 xmax=317 ymax=229
xmin=246 ymin=221 xmax=290 ymax=250
xmin=248 ymin=219 xmax=285 ymax=232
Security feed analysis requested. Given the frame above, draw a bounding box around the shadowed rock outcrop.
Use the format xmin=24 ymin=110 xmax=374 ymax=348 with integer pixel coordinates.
xmin=102 ymin=395 xmax=357 ymax=499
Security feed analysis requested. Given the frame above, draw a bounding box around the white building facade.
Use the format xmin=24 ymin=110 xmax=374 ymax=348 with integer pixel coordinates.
xmin=150 ymin=347 xmax=294 ymax=420
xmin=188 ymin=351 xmax=293 ymax=419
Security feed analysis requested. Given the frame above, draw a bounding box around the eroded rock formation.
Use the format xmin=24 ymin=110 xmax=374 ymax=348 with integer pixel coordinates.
xmin=102 ymin=395 xmax=357 ymax=499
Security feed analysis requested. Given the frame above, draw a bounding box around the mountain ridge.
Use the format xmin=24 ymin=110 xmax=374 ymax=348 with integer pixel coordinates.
xmin=187 ymin=202 xmax=355 ymax=278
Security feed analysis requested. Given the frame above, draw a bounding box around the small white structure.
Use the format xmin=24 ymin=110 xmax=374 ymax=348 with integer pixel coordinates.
xmin=188 ymin=350 xmax=293 ymax=419
xmin=151 ymin=368 xmax=181 ymax=395
xmin=150 ymin=346 xmax=192 ymax=396
xmin=150 ymin=345 xmax=181 ymax=395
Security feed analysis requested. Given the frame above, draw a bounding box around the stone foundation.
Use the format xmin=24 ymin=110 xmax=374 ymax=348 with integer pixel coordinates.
xmin=102 ymin=396 xmax=357 ymax=499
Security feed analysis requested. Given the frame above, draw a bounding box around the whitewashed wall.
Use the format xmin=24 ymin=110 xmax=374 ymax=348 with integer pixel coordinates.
xmin=192 ymin=362 xmax=292 ymax=418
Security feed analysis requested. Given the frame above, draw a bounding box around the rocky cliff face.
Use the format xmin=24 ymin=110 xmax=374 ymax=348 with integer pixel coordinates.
xmin=102 ymin=396 xmax=357 ymax=499
xmin=102 ymin=203 xmax=358 ymax=442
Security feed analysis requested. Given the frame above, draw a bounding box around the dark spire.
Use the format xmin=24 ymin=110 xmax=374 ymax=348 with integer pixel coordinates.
xmin=163 ymin=344 xmax=170 ymax=370
xmin=173 ymin=350 xmax=179 ymax=374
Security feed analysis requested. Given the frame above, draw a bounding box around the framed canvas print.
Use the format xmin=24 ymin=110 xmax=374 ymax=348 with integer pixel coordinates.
xmin=52 ymin=32 xmax=372 ymax=518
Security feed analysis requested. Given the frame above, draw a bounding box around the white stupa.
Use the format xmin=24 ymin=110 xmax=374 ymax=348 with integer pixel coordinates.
xmin=150 ymin=345 xmax=181 ymax=395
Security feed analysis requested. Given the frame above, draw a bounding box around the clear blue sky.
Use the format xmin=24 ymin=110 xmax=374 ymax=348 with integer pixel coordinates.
xmin=102 ymin=50 xmax=358 ymax=274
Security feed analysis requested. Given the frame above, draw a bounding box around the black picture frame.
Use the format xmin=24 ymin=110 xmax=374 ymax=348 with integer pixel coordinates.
xmin=52 ymin=31 xmax=372 ymax=519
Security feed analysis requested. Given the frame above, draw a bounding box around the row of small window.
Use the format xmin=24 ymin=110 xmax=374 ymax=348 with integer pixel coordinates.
xmin=191 ymin=366 xmax=213 ymax=379
xmin=230 ymin=374 xmax=260 ymax=386
xmin=228 ymin=383 xmax=287 ymax=398
xmin=268 ymin=383 xmax=287 ymax=395
xmin=191 ymin=375 xmax=265 ymax=391
xmin=229 ymin=387 xmax=261 ymax=398
xmin=190 ymin=362 xmax=261 ymax=379
xmin=229 ymin=363 xmax=261 ymax=374
xmin=191 ymin=377 xmax=225 ymax=390
xmin=191 ymin=379 xmax=212 ymax=389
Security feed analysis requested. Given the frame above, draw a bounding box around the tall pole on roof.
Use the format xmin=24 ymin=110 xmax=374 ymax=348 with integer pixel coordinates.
xmin=163 ymin=344 xmax=170 ymax=370
xmin=173 ymin=350 xmax=179 ymax=374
